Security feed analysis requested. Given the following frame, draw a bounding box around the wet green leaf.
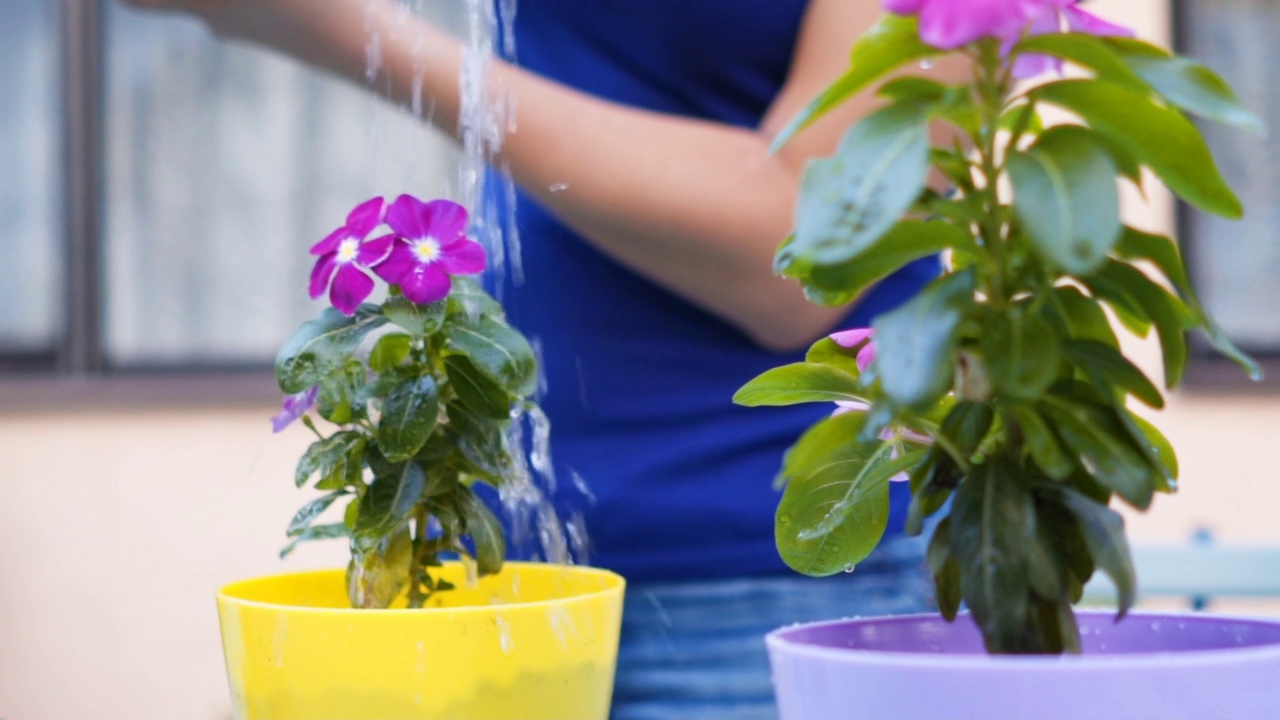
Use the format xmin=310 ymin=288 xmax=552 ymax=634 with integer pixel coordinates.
xmin=1049 ymin=286 xmax=1119 ymax=349
xmin=446 ymin=355 xmax=512 ymax=419
xmin=445 ymin=314 xmax=538 ymax=398
xmin=1108 ymin=38 xmax=1264 ymax=133
xmin=927 ymin=516 xmax=962 ymax=622
xmin=1011 ymin=406 xmax=1074 ymax=481
xmin=369 ymin=333 xmax=413 ymax=374
xmin=457 ymin=490 xmax=506 ymax=575
xmin=377 ymin=376 xmax=440 ymax=463
xmin=286 ymin=490 xmax=348 ymax=538
xmin=279 ymin=522 xmax=348 ymax=559
xmin=295 ymin=431 xmax=366 ymax=489
xmin=789 ymin=103 xmax=932 ymax=271
xmin=384 ymin=297 xmax=446 ymax=337
xmin=275 ymin=305 xmax=387 ymax=394
xmin=352 ymin=462 xmax=426 ymax=553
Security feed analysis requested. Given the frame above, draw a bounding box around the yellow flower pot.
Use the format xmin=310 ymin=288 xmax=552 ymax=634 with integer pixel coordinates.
xmin=217 ymin=563 xmax=625 ymax=720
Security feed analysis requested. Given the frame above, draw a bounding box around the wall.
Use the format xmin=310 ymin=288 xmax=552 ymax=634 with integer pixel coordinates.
xmin=6 ymin=2 xmax=1279 ymax=719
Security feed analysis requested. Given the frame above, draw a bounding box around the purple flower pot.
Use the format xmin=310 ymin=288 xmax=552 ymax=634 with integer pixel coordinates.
xmin=767 ymin=611 xmax=1280 ymax=720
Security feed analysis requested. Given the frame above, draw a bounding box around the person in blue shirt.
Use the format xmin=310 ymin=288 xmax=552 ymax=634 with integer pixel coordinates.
xmin=126 ymin=0 xmax=966 ymax=716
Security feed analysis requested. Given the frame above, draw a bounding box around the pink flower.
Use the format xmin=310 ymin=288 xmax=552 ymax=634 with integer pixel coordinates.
xmin=309 ymin=197 xmax=395 ymax=315
xmin=830 ymin=328 xmax=878 ymax=372
xmin=375 ymin=195 xmax=486 ymax=305
xmin=883 ymin=0 xmax=1134 ymax=76
xmin=272 ymin=386 xmax=318 ymax=433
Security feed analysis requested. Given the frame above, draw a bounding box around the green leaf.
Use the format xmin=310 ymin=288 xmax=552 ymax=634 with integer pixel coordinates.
xmin=384 ymin=297 xmax=446 ymax=336
xmin=927 ymin=516 xmax=962 ymax=622
xmin=734 ymin=363 xmax=866 ymax=408
xmin=805 ymin=337 xmax=865 ymax=378
xmin=781 ymin=221 xmax=963 ymax=307
xmin=1065 ymin=339 xmax=1164 ymax=409
xmin=444 ymin=314 xmax=538 ymax=398
xmin=287 ymin=490 xmax=348 ymax=538
xmin=1035 ymin=79 xmax=1242 ymax=219
xmin=377 ymin=376 xmax=440 ymax=463
xmin=445 ymin=355 xmax=512 ymax=419
xmin=1094 ymin=259 xmax=1193 ymax=387
xmin=1125 ymin=411 xmax=1179 ymax=492
xmin=446 ymin=402 xmax=514 ymax=478
xmin=789 ymin=102 xmax=932 ymax=270
xmin=1016 ymin=33 xmax=1149 ymax=94
xmin=771 ymin=15 xmax=940 ymax=150
xmin=1044 ymin=485 xmax=1137 ymax=617
xmin=352 ymin=462 xmax=426 ymax=553
xmin=949 ymin=459 xmax=1032 ymax=653
xmin=877 ymin=76 xmax=947 ymax=103
xmin=1109 ymin=39 xmax=1264 ymax=133
xmin=1115 ymin=227 xmax=1262 ymax=381
xmin=1048 ymin=286 xmax=1119 ymax=349
xmin=1011 ymin=406 xmax=1074 ymax=481
xmin=775 ymin=413 xmax=897 ymax=576
xmin=275 ymin=306 xmax=387 ymax=394
xmin=982 ymin=312 xmax=1062 ymax=399
xmin=347 ymin=528 xmax=414 ymax=609
xmin=1008 ymin=126 xmax=1121 ymax=274
xmin=279 ymin=522 xmax=348 ymax=559
xmin=369 ymin=333 xmax=412 ymax=373
xmin=873 ymin=270 xmax=974 ymax=409
xmin=457 ymin=490 xmax=506 ymax=575
xmin=446 ymin=277 xmax=505 ymax=319
xmin=1041 ymin=397 xmax=1155 ymax=510
xmin=295 ymin=431 xmax=366 ymax=489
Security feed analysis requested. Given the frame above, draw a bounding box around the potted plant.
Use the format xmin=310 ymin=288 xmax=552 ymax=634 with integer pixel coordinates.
xmin=216 ymin=195 xmax=624 ymax=720
xmin=736 ymin=2 xmax=1280 ymax=717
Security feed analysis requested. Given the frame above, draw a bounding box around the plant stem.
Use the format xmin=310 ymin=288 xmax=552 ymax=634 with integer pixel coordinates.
xmin=408 ymin=504 xmax=431 ymax=608
xmin=975 ymin=40 xmax=1009 ymax=310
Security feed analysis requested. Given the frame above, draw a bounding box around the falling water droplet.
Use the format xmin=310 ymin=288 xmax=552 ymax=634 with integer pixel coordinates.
xmin=496 ymin=615 xmax=514 ymax=653
xmin=844 ymin=564 xmax=856 ymax=574
xmin=549 ymin=182 xmax=570 ymax=193
xmin=920 ymin=58 xmax=936 ymax=70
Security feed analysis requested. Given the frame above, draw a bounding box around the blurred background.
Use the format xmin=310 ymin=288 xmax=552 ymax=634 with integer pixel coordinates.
xmin=1 ymin=1 xmax=1278 ymax=718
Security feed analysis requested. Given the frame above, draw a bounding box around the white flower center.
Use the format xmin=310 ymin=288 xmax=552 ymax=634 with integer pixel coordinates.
xmin=336 ymin=237 xmax=360 ymax=263
xmin=413 ymin=238 xmax=442 ymax=264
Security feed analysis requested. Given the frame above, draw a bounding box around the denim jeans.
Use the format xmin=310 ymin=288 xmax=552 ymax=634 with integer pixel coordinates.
xmin=609 ymin=532 xmax=932 ymax=720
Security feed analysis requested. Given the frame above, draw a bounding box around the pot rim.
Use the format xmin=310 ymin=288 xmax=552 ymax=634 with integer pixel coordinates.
xmin=766 ymin=610 xmax=1280 ymax=670
xmin=217 ymin=562 xmax=625 ymax=615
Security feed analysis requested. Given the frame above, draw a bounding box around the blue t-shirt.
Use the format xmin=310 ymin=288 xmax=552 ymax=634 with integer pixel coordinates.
xmin=486 ymin=0 xmax=938 ymax=583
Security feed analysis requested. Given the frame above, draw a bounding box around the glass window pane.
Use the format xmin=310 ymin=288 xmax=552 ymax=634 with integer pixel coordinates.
xmin=1182 ymin=0 xmax=1280 ymax=352
xmin=103 ymin=3 xmax=461 ymax=367
xmin=0 ymin=1 xmax=63 ymax=356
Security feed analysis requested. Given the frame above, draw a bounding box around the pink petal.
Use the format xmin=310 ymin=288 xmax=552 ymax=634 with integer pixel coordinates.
xmin=330 ymin=264 xmax=375 ymax=315
xmin=357 ymin=233 xmax=397 ymax=267
xmin=310 ymin=228 xmax=347 ymax=256
xmin=399 ymin=262 xmax=453 ymax=305
xmin=346 ymin=197 xmax=386 ymax=238
xmin=830 ymin=328 xmax=875 ymax=349
xmin=883 ymin=0 xmax=926 ymax=15
xmin=309 ymin=254 xmax=338 ymax=300
xmin=372 ymin=241 xmax=415 ymax=284
xmin=1009 ymin=7 xmax=1065 ymax=78
xmin=420 ymin=199 xmax=469 ymax=241
xmin=918 ymin=0 xmax=1029 ymax=49
xmin=856 ymin=343 xmax=878 ymax=372
xmin=439 ymin=238 xmax=486 ymax=275
xmin=1063 ymin=6 xmax=1134 ymax=37
xmin=386 ymin=194 xmax=428 ymax=240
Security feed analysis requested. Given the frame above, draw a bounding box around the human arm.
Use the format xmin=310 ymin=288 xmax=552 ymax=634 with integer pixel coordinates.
xmin=122 ymin=0 xmax=969 ymax=351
